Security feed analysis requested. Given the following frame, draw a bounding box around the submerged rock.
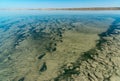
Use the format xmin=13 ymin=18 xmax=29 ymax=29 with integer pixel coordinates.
xmin=18 ymin=77 xmax=25 ymax=81
xmin=38 ymin=53 xmax=46 ymax=60
xmin=39 ymin=62 xmax=47 ymax=72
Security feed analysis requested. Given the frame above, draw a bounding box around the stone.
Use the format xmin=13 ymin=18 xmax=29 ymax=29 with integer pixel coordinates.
xmin=39 ymin=62 xmax=47 ymax=72
xmin=18 ymin=77 xmax=25 ymax=81
xmin=38 ymin=53 xmax=46 ymax=59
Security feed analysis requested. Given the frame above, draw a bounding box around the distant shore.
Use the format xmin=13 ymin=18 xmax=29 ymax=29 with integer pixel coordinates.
xmin=0 ymin=7 xmax=120 ymax=10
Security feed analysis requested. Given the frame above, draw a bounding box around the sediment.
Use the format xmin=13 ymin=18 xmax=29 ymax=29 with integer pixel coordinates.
xmin=53 ymin=18 xmax=120 ymax=81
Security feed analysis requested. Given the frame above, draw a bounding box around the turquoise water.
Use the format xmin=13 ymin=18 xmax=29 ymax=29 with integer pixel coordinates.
xmin=0 ymin=10 xmax=120 ymax=16
xmin=0 ymin=10 xmax=120 ymax=81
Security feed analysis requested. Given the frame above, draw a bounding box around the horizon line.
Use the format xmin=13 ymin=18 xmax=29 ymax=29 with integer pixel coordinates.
xmin=0 ymin=7 xmax=120 ymax=10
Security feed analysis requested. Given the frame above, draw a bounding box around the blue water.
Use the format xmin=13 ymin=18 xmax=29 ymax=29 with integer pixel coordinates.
xmin=0 ymin=10 xmax=120 ymax=81
xmin=0 ymin=10 xmax=120 ymax=16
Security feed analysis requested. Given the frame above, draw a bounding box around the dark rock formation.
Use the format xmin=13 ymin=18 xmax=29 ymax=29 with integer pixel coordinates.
xmin=38 ymin=53 xmax=46 ymax=60
xmin=46 ymin=42 xmax=57 ymax=52
xmin=18 ymin=77 xmax=25 ymax=81
xmin=39 ymin=62 xmax=47 ymax=72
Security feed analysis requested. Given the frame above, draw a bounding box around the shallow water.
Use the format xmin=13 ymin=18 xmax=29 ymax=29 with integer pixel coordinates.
xmin=0 ymin=10 xmax=120 ymax=81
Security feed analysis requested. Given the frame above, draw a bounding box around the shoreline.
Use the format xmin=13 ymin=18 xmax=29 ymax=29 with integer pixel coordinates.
xmin=0 ymin=7 xmax=120 ymax=11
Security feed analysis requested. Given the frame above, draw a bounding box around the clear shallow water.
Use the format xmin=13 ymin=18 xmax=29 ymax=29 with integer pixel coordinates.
xmin=0 ymin=10 xmax=120 ymax=81
xmin=1 ymin=10 xmax=120 ymax=16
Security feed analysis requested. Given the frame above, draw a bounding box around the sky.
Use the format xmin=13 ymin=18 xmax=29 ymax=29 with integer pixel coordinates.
xmin=0 ymin=0 xmax=120 ymax=8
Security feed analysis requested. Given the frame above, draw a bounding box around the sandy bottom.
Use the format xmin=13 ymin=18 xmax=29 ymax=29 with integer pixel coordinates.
xmin=0 ymin=14 xmax=114 ymax=81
